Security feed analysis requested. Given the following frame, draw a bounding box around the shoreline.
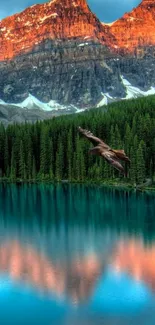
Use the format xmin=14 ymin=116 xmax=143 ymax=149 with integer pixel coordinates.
xmin=0 ymin=178 xmax=155 ymax=192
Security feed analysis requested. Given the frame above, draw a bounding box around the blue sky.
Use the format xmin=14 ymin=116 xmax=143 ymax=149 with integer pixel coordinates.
xmin=0 ymin=0 xmax=141 ymax=22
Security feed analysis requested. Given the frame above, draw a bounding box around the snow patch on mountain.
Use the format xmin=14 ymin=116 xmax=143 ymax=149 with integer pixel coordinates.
xmin=14 ymin=94 xmax=62 ymax=111
xmin=121 ymin=76 xmax=155 ymax=99
xmin=97 ymin=93 xmax=108 ymax=107
xmin=40 ymin=13 xmax=58 ymax=23
xmin=0 ymin=99 xmax=6 ymax=105
xmin=78 ymin=43 xmax=89 ymax=47
xmin=0 ymin=94 xmax=80 ymax=113
xmin=102 ymin=20 xmax=117 ymax=26
xmin=0 ymin=78 xmax=155 ymax=115
xmin=95 ymin=77 xmax=155 ymax=109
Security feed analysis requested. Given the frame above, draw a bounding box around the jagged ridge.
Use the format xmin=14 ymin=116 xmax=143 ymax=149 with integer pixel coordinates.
xmin=0 ymin=0 xmax=155 ymax=116
xmin=0 ymin=0 xmax=155 ymax=60
xmin=110 ymin=0 xmax=155 ymax=54
xmin=0 ymin=0 xmax=114 ymax=60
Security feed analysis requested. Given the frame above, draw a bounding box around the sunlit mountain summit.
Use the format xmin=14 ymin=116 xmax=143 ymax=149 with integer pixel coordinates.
xmin=0 ymin=0 xmax=155 ymax=123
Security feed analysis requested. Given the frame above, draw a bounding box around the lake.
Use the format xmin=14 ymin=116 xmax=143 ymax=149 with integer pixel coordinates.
xmin=0 ymin=183 xmax=155 ymax=325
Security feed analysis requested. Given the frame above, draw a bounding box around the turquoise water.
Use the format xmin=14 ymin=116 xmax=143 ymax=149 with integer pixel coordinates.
xmin=0 ymin=184 xmax=155 ymax=325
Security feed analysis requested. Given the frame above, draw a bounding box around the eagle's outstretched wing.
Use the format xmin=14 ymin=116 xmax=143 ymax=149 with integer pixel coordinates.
xmin=102 ymin=151 xmax=125 ymax=174
xmin=78 ymin=127 xmax=110 ymax=149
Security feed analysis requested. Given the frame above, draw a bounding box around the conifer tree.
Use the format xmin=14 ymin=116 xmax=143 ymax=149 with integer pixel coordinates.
xmin=67 ymin=128 xmax=73 ymax=181
xmin=27 ymin=136 xmax=33 ymax=180
xmin=55 ymin=141 xmax=63 ymax=181
xmin=130 ymin=146 xmax=136 ymax=184
xmin=32 ymin=156 xmax=36 ymax=180
xmin=19 ymin=140 xmax=25 ymax=179
xmin=75 ymin=135 xmax=81 ymax=181
xmin=10 ymin=145 xmax=16 ymax=180
xmin=40 ymin=126 xmax=51 ymax=178
xmin=4 ymin=136 xmax=9 ymax=177
xmin=49 ymin=138 xmax=54 ymax=180
xmin=137 ymin=140 xmax=145 ymax=184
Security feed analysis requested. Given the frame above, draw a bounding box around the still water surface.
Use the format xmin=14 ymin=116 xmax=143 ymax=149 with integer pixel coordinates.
xmin=0 ymin=184 xmax=155 ymax=325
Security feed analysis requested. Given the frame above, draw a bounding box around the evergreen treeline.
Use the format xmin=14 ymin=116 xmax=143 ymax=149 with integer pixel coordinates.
xmin=0 ymin=95 xmax=155 ymax=184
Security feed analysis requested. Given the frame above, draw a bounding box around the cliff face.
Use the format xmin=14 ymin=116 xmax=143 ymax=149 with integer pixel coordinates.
xmin=0 ymin=0 xmax=115 ymax=60
xmin=0 ymin=0 xmax=155 ymax=118
xmin=110 ymin=0 xmax=155 ymax=53
xmin=2 ymin=0 xmax=155 ymax=60
xmin=0 ymin=39 xmax=122 ymax=107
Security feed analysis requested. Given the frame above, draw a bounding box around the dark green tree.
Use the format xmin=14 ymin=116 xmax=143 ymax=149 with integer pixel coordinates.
xmin=137 ymin=140 xmax=145 ymax=184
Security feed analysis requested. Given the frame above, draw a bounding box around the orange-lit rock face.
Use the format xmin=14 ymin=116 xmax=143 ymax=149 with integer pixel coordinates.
xmin=0 ymin=0 xmax=113 ymax=60
xmin=109 ymin=0 xmax=155 ymax=53
xmin=0 ymin=0 xmax=155 ymax=61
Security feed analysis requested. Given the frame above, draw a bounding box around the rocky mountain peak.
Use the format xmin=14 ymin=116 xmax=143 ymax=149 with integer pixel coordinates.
xmin=0 ymin=0 xmax=115 ymax=61
xmin=109 ymin=0 xmax=155 ymax=53
xmin=141 ymin=0 xmax=155 ymax=5
xmin=51 ymin=0 xmax=89 ymax=7
xmin=1 ymin=0 xmax=155 ymax=119
xmin=0 ymin=0 xmax=155 ymax=60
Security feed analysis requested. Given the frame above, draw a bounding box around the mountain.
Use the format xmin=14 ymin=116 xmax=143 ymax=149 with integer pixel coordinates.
xmin=0 ymin=0 xmax=115 ymax=60
xmin=110 ymin=0 xmax=155 ymax=54
xmin=0 ymin=0 xmax=155 ymax=123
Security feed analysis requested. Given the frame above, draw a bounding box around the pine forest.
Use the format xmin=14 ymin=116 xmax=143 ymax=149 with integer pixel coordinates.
xmin=0 ymin=95 xmax=155 ymax=186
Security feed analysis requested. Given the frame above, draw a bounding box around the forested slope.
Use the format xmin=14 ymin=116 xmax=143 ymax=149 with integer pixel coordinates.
xmin=0 ymin=95 xmax=155 ymax=185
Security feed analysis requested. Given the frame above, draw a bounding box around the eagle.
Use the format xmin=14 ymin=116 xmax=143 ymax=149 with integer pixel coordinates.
xmin=78 ymin=126 xmax=130 ymax=175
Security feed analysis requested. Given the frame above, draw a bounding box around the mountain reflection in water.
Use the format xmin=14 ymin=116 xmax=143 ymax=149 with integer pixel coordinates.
xmin=0 ymin=184 xmax=154 ymax=325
